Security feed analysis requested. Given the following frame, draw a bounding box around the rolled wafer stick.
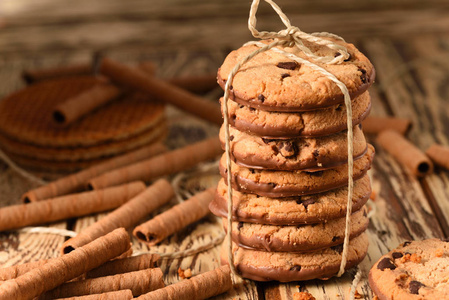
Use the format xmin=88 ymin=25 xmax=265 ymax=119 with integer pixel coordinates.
xmin=0 ymin=182 xmax=145 ymax=232
xmin=134 ymin=187 xmax=215 ymax=245
xmin=137 ymin=61 xmax=157 ymax=76
xmin=21 ymin=142 xmax=167 ymax=202
xmin=0 ymin=253 xmax=158 ymax=282
xmin=137 ymin=265 xmax=232 ymax=300
xmin=362 ymin=116 xmax=412 ymax=135
xmin=377 ymin=129 xmax=433 ymax=177
xmin=99 ymin=58 xmax=222 ymax=125
xmin=88 ymin=137 xmax=220 ymax=190
xmin=40 ymin=268 xmax=165 ymax=299
xmin=62 ymin=179 xmax=174 ymax=254
xmin=22 ymin=63 xmax=93 ymax=84
xmin=0 ymin=228 xmax=131 ymax=300
xmin=53 ymin=83 xmax=122 ymax=126
xmin=53 ymin=289 xmax=133 ymax=300
xmin=85 ymin=253 xmax=160 ymax=278
xmin=426 ymin=144 xmax=449 ymax=170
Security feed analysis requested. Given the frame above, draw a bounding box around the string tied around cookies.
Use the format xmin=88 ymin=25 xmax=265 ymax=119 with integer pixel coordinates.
xmin=222 ymin=0 xmax=355 ymax=281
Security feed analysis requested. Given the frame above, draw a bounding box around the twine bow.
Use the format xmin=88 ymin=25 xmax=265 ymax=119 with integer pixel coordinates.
xmin=223 ymin=0 xmax=355 ymax=281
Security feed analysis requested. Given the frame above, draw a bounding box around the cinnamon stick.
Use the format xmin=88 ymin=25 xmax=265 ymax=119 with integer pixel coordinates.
xmin=53 ymin=83 xmax=122 ymax=126
xmin=88 ymin=137 xmax=220 ymax=190
xmin=0 ymin=182 xmax=145 ymax=232
xmin=22 ymin=63 xmax=93 ymax=84
xmin=99 ymin=58 xmax=222 ymax=125
xmin=362 ymin=116 xmax=412 ymax=135
xmin=137 ymin=61 xmax=157 ymax=77
xmin=40 ymin=268 xmax=164 ymax=299
xmin=53 ymin=290 xmax=133 ymax=300
xmin=137 ymin=265 xmax=232 ymax=300
xmin=426 ymin=144 xmax=449 ymax=170
xmin=85 ymin=253 xmax=160 ymax=278
xmin=62 ymin=179 xmax=174 ymax=254
xmin=0 ymin=228 xmax=131 ymax=300
xmin=134 ymin=187 xmax=215 ymax=245
xmin=21 ymin=142 xmax=167 ymax=202
xmin=167 ymin=74 xmax=217 ymax=94
xmin=377 ymin=129 xmax=433 ymax=177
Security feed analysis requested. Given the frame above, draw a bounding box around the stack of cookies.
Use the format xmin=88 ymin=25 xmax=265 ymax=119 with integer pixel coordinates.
xmin=209 ymin=38 xmax=375 ymax=281
xmin=0 ymin=76 xmax=166 ymax=176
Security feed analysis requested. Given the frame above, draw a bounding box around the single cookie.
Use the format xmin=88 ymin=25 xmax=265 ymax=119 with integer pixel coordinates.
xmin=210 ymin=175 xmax=371 ymax=225
xmin=221 ymin=91 xmax=371 ymax=138
xmin=220 ymin=233 xmax=369 ymax=282
xmin=0 ymin=119 xmax=167 ymax=161
xmin=223 ymin=206 xmax=368 ymax=252
xmin=220 ymin=124 xmax=367 ymax=171
xmin=219 ymin=144 xmax=374 ymax=197
xmin=369 ymin=239 xmax=449 ymax=300
xmin=0 ymin=76 xmax=165 ymax=147
xmin=218 ymin=38 xmax=375 ymax=112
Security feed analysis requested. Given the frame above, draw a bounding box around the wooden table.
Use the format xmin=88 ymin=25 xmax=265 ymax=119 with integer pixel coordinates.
xmin=1 ymin=1 xmax=449 ymax=299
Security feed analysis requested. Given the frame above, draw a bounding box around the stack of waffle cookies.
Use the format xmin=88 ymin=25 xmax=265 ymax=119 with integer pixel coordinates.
xmin=0 ymin=76 xmax=166 ymax=177
xmin=210 ymin=38 xmax=376 ymax=281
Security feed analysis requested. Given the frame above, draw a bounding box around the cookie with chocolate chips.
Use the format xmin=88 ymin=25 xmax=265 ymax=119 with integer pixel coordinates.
xmin=219 ymin=144 xmax=374 ymax=197
xmin=220 ymin=124 xmax=367 ymax=171
xmin=222 ymin=206 xmax=368 ymax=252
xmin=220 ymin=91 xmax=371 ymax=138
xmin=218 ymin=38 xmax=375 ymax=111
xmin=210 ymin=175 xmax=371 ymax=225
xmin=369 ymin=238 xmax=449 ymax=299
xmin=220 ymin=233 xmax=369 ymax=282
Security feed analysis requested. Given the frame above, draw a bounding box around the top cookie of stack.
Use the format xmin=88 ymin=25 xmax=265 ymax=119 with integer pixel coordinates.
xmin=211 ymin=37 xmax=375 ymax=282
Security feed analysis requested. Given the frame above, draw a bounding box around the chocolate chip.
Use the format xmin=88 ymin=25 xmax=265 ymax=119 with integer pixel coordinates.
xmin=237 ymin=222 xmax=243 ymax=230
xmin=332 ymin=244 xmax=344 ymax=254
xmin=295 ymin=197 xmax=302 ymax=205
xmin=301 ymin=199 xmax=316 ymax=209
xmin=268 ymin=183 xmax=277 ymax=188
xmin=409 ymin=280 xmax=425 ymax=295
xmin=392 ymin=252 xmax=403 ymax=259
xmin=377 ymin=257 xmax=396 ymax=271
xmin=279 ymin=141 xmax=298 ymax=158
xmin=249 ymin=169 xmax=255 ymax=174
xmin=313 ymin=149 xmax=319 ymax=158
xmin=441 ymin=237 xmax=449 ymax=242
xmin=402 ymin=241 xmax=412 ymax=247
xmin=358 ymin=68 xmax=367 ymax=84
xmin=332 ymin=236 xmax=339 ymax=242
xmin=261 ymin=138 xmax=276 ymax=144
xmin=249 ymin=107 xmax=255 ymax=112
xmin=363 ymin=209 xmax=367 ymax=217
xmin=276 ymin=61 xmax=298 ymax=70
xmin=229 ymin=85 xmax=233 ymax=90
xmin=335 ymin=104 xmax=343 ymax=111
xmin=239 ymin=105 xmax=244 ymax=108
xmin=231 ymin=114 xmax=236 ymax=121
xmin=258 ymin=94 xmax=265 ymax=103
xmin=230 ymin=135 xmax=234 ymax=141
xmin=281 ymin=73 xmax=290 ymax=79
xmin=344 ymin=53 xmax=352 ymax=62
xmin=289 ymin=265 xmax=301 ymax=271
xmin=358 ymin=123 xmax=363 ymax=129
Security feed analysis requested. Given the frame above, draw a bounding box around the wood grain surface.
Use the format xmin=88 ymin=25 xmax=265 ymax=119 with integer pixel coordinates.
xmin=0 ymin=1 xmax=449 ymax=299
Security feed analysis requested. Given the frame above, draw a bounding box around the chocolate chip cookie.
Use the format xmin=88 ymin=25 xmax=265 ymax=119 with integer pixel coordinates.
xmin=369 ymin=239 xmax=449 ymax=299
xmin=220 ymin=124 xmax=367 ymax=170
xmin=218 ymin=38 xmax=375 ymax=111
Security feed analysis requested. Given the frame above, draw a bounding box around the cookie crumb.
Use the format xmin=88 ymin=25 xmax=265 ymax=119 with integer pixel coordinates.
xmin=373 ymin=296 xmax=379 ymax=300
xmin=435 ymin=248 xmax=444 ymax=257
xmin=400 ymin=253 xmax=422 ymax=263
xmin=354 ymin=289 xmax=363 ymax=299
xmin=370 ymin=190 xmax=376 ymax=201
xmin=178 ymin=267 xmax=192 ymax=279
xmin=293 ymin=291 xmax=316 ymax=300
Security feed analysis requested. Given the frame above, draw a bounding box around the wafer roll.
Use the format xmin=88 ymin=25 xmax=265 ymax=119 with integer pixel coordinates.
xmin=426 ymin=144 xmax=449 ymax=170
xmin=62 ymin=179 xmax=173 ymax=254
xmin=0 ymin=182 xmax=145 ymax=232
xmin=99 ymin=58 xmax=222 ymax=125
xmin=137 ymin=265 xmax=232 ymax=300
xmin=377 ymin=130 xmax=433 ymax=176
xmin=85 ymin=253 xmax=160 ymax=278
xmin=40 ymin=268 xmax=164 ymax=299
xmin=0 ymin=260 xmax=48 ymax=281
xmin=53 ymin=83 xmax=122 ymax=126
xmin=362 ymin=116 xmax=411 ymax=135
xmin=88 ymin=137 xmax=220 ymax=190
xmin=167 ymin=74 xmax=217 ymax=94
xmin=22 ymin=64 xmax=93 ymax=84
xmin=21 ymin=142 xmax=167 ymax=202
xmin=134 ymin=187 xmax=215 ymax=245
xmin=53 ymin=290 xmax=133 ymax=300
xmin=0 ymin=228 xmax=131 ymax=300
xmin=137 ymin=62 xmax=157 ymax=76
